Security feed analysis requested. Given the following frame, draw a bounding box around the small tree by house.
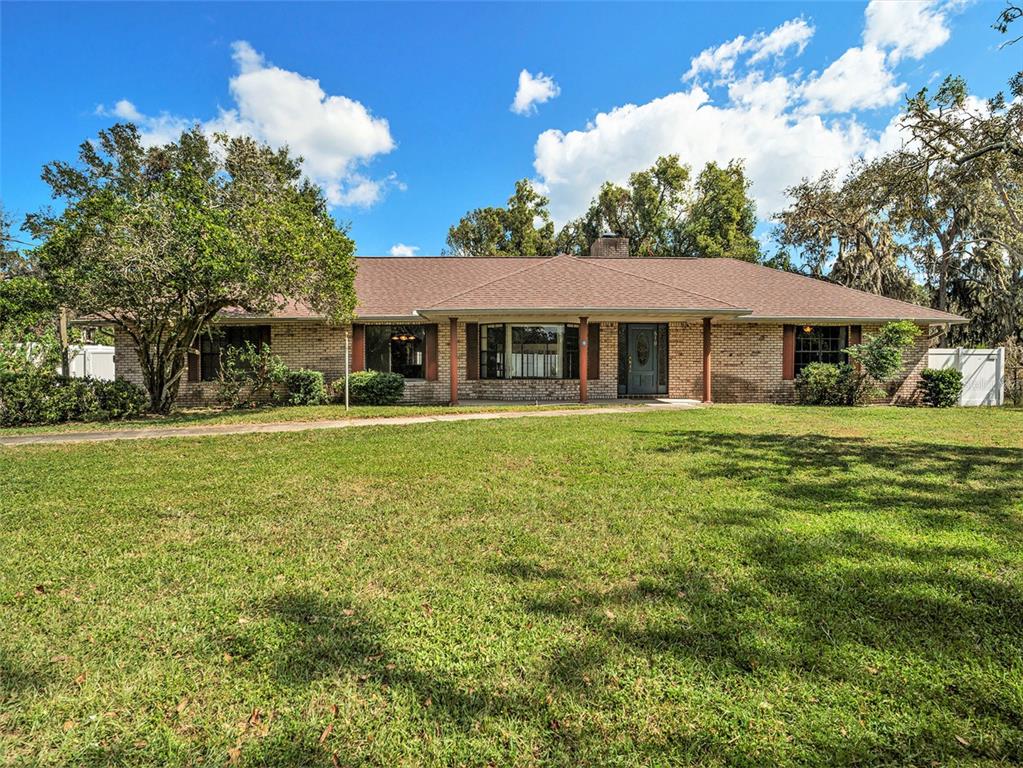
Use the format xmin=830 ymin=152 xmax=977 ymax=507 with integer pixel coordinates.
xmin=27 ymin=124 xmax=357 ymax=413
xmin=846 ymin=321 xmax=921 ymax=383
xmin=795 ymin=321 xmax=922 ymax=405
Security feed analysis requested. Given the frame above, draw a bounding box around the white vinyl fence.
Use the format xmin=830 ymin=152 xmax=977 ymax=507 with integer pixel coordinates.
xmin=927 ymin=348 xmax=1004 ymax=406
xmin=66 ymin=344 xmax=116 ymax=381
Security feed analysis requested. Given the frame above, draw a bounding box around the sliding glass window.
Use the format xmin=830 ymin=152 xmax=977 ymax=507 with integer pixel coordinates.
xmin=479 ymin=324 xmax=579 ymax=379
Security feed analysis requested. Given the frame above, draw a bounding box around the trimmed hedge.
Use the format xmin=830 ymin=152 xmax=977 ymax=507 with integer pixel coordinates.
xmin=0 ymin=375 xmax=148 ymax=426
xmin=919 ymin=367 xmax=962 ymax=407
xmin=285 ymin=369 xmax=327 ymax=406
xmin=344 ymin=371 xmax=405 ymax=405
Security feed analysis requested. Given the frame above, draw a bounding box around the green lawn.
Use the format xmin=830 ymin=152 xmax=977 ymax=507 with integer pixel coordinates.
xmin=2 ymin=406 xmax=1021 ymax=767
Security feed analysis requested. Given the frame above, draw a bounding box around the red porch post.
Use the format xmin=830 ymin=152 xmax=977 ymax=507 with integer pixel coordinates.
xmin=449 ymin=317 xmax=459 ymax=405
xmin=578 ymin=317 xmax=589 ymax=403
xmin=702 ymin=317 xmax=712 ymax=404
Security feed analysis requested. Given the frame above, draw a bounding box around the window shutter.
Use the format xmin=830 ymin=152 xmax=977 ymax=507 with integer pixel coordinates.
xmin=260 ymin=325 xmax=271 ymax=349
xmin=187 ymin=350 xmax=200 ymax=382
xmin=465 ymin=323 xmax=479 ymax=380
xmin=782 ymin=324 xmax=795 ymax=380
xmin=587 ymin=322 xmax=601 ymax=380
xmin=424 ymin=324 xmax=438 ymax=381
xmin=351 ymin=324 xmax=365 ymax=372
xmin=849 ymin=325 xmax=862 ymax=345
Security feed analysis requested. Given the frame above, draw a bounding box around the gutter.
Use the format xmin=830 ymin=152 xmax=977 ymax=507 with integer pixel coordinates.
xmin=737 ymin=315 xmax=970 ymax=325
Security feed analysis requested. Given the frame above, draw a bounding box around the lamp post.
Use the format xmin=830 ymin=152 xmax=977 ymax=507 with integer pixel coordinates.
xmin=345 ymin=325 xmax=350 ymax=412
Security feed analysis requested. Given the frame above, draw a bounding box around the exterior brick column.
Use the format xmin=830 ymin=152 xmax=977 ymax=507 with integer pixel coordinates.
xmin=449 ymin=317 xmax=459 ymax=405
xmin=703 ymin=317 xmax=712 ymax=403
xmin=579 ymin=316 xmax=588 ymax=403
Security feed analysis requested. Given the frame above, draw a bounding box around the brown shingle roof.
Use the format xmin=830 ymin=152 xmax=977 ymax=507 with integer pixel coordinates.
xmin=348 ymin=255 xmax=964 ymax=323
xmin=592 ymin=257 xmax=966 ymax=323
xmin=419 ymin=255 xmax=740 ymax=314
xmin=200 ymin=255 xmax=966 ymax=324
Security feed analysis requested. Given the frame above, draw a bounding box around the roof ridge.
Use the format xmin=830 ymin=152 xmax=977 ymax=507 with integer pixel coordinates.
xmin=582 ymin=257 xmax=742 ymax=309
xmin=355 ymin=255 xmax=552 ymax=260
xmin=421 ymin=256 xmax=562 ymax=310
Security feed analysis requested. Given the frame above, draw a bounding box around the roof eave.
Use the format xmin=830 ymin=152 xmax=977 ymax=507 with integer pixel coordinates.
xmin=740 ymin=314 xmax=970 ymax=325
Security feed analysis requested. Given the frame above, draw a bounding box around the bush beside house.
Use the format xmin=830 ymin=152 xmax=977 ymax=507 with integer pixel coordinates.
xmin=0 ymin=375 xmax=147 ymax=426
xmin=286 ymin=369 xmax=327 ymax=406
xmin=919 ymin=368 xmax=963 ymax=407
xmin=345 ymin=371 xmax=405 ymax=405
xmin=795 ymin=363 xmax=857 ymax=405
xmin=216 ymin=344 xmax=329 ymax=408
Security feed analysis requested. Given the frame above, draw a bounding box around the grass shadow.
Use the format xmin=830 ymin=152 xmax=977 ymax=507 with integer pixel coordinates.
xmin=647 ymin=429 xmax=1023 ymax=525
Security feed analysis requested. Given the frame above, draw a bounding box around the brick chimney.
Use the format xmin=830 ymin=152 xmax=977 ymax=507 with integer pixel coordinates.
xmin=587 ymin=235 xmax=630 ymax=258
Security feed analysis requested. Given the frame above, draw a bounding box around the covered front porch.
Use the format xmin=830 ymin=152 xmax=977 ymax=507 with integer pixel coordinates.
xmin=415 ymin=312 xmax=732 ymax=406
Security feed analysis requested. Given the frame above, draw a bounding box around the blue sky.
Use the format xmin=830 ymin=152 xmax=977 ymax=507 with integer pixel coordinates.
xmin=1 ymin=1 xmax=1015 ymax=256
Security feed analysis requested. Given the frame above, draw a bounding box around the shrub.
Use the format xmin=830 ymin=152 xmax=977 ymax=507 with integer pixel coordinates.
xmin=94 ymin=378 xmax=149 ymax=419
xmin=285 ymin=369 xmax=327 ymax=406
xmin=0 ymin=374 xmax=147 ymax=426
xmin=0 ymin=371 xmax=51 ymax=425
xmin=919 ymin=368 xmax=963 ymax=407
xmin=52 ymin=378 xmax=105 ymax=422
xmin=795 ymin=363 xmax=846 ymax=405
xmin=216 ymin=341 xmax=289 ymax=408
xmin=795 ymin=362 xmax=871 ymax=406
xmin=345 ymin=371 xmax=405 ymax=405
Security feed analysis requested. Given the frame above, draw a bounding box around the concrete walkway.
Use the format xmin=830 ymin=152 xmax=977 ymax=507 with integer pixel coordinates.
xmin=0 ymin=400 xmax=702 ymax=447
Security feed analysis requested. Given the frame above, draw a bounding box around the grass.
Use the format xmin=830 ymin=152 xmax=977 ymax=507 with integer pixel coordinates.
xmin=1 ymin=405 xmax=1021 ymax=766
xmin=0 ymin=401 xmax=601 ymax=436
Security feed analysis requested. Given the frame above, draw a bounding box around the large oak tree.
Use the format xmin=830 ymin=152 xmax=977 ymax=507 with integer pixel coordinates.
xmin=27 ymin=124 xmax=357 ymax=412
xmin=445 ymin=180 xmax=557 ymax=258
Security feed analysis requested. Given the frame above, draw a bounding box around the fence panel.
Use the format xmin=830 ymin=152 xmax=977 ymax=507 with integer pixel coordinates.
xmin=927 ymin=348 xmax=1004 ymax=406
xmin=67 ymin=345 xmax=116 ymax=381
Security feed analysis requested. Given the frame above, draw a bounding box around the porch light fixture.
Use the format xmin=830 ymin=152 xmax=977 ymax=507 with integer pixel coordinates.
xmin=391 ymin=332 xmax=417 ymax=342
xmin=802 ymin=325 xmax=814 ymax=334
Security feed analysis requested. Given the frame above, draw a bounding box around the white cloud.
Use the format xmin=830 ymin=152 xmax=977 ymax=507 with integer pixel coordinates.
xmin=511 ymin=69 xmax=561 ymax=115
xmin=94 ymin=98 xmax=144 ymax=121
xmin=864 ymin=0 xmax=951 ymax=62
xmin=684 ymin=34 xmax=749 ymax=82
xmin=684 ymin=17 xmax=814 ymax=81
xmin=533 ymin=86 xmax=883 ymax=223
xmin=96 ymin=41 xmax=397 ymax=208
xmin=532 ymin=2 xmax=964 ymax=227
xmin=800 ymin=45 xmax=905 ymax=113
xmin=727 ymin=72 xmax=794 ymax=114
xmin=389 ymin=243 xmax=420 ymax=257
xmin=748 ymin=18 xmax=815 ymax=64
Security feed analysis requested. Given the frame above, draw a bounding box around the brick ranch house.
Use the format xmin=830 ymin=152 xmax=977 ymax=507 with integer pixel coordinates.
xmin=110 ymin=237 xmax=967 ymax=406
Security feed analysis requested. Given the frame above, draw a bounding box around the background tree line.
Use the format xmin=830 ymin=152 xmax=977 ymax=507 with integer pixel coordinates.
xmin=445 ymin=6 xmax=1021 ymax=351
xmin=445 ymin=156 xmax=761 ymax=262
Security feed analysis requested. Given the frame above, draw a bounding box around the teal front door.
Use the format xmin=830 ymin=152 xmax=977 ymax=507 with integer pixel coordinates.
xmin=627 ymin=324 xmax=658 ymax=395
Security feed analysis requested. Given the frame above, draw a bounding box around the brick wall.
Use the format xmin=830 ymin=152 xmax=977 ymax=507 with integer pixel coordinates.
xmin=112 ymin=327 xmax=144 ymax=389
xmin=665 ymin=321 xmax=930 ymax=404
xmin=666 ymin=322 xmax=795 ymax=403
xmin=112 ymin=319 xmax=932 ymax=407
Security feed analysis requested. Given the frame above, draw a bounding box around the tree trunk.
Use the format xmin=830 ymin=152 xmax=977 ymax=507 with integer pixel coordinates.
xmin=57 ymin=307 xmax=70 ymax=378
xmin=138 ymin=341 xmax=189 ymax=414
xmin=935 ymin=233 xmax=951 ymax=347
xmin=125 ymin=312 xmax=219 ymax=414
